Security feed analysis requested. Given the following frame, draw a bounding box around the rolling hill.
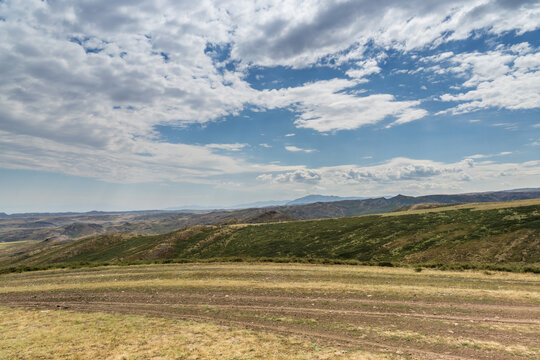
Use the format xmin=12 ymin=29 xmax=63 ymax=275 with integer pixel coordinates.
xmin=4 ymin=199 xmax=539 ymax=270
xmin=2 ymin=189 xmax=540 ymax=244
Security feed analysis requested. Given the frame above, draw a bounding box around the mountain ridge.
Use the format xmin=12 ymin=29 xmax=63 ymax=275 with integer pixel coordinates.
xmin=4 ymin=199 xmax=539 ymax=270
xmin=2 ymin=189 xmax=540 ymax=244
xmin=3 ymin=188 xmax=539 ymax=217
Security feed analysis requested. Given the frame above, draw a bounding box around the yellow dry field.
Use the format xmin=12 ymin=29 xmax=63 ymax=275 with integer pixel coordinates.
xmin=0 ymin=306 xmax=382 ymax=360
xmin=382 ymin=198 xmax=540 ymax=216
xmin=0 ymin=263 xmax=539 ymax=359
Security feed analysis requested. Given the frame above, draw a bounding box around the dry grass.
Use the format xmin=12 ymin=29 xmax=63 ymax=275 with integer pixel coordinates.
xmin=383 ymin=198 xmax=540 ymax=216
xmin=1 ymin=263 xmax=539 ymax=359
xmin=0 ymin=240 xmax=37 ymax=263
xmin=1 ymin=263 xmax=538 ymax=303
xmin=0 ymin=306 xmax=386 ymax=360
xmin=1 ymin=277 xmax=538 ymax=303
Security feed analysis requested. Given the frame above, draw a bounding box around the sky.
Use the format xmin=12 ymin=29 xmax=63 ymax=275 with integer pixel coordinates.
xmin=0 ymin=0 xmax=539 ymax=213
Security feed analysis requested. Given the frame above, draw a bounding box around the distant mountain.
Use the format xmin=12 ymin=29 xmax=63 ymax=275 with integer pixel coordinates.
xmin=165 ymin=195 xmax=369 ymax=210
xmin=505 ymin=188 xmax=540 ymax=192
xmin=3 ymin=189 xmax=540 ymax=244
xmin=275 ymin=190 xmax=540 ymax=220
xmin=286 ymin=194 xmax=367 ymax=206
xmin=229 ymin=200 xmax=290 ymax=209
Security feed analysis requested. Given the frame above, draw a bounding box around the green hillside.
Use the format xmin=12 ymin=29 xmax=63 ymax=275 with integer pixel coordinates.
xmin=4 ymin=201 xmax=540 ymax=270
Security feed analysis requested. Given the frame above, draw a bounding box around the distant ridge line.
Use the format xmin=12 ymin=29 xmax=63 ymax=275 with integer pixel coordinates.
xmin=1 ymin=188 xmax=539 ymax=218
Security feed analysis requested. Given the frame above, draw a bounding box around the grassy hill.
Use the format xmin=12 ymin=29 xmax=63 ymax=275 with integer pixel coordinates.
xmin=3 ymin=199 xmax=539 ymax=271
xmin=2 ymin=189 xmax=539 ymax=244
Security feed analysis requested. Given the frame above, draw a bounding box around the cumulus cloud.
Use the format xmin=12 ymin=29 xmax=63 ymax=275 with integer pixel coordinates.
xmin=0 ymin=0 xmax=538 ymax=186
xmin=257 ymin=157 xmax=540 ymax=196
xmin=230 ymin=0 xmax=540 ymax=67
xmin=259 ymin=158 xmax=472 ymax=185
xmin=345 ymin=58 xmax=381 ymax=80
xmin=253 ymin=79 xmax=428 ymax=131
xmin=0 ymin=0 xmax=442 ymax=182
xmin=258 ymin=169 xmax=321 ymax=184
xmin=426 ymin=44 xmax=540 ymax=114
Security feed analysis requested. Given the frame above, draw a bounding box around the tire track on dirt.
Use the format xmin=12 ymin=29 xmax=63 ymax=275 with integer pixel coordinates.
xmin=5 ymin=301 xmax=472 ymax=360
xmin=4 ymin=299 xmax=533 ymax=360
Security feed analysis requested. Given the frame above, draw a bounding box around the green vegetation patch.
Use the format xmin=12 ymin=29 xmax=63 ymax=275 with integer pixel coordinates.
xmin=3 ymin=204 xmax=539 ymax=273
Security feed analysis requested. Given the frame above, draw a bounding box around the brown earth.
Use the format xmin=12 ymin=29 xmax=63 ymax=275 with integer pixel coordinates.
xmin=1 ymin=263 xmax=538 ymax=359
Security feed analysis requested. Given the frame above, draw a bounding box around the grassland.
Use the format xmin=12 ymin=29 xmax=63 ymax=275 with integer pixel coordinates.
xmin=384 ymin=198 xmax=540 ymax=215
xmin=4 ymin=200 xmax=539 ymax=272
xmin=2 ymin=200 xmax=538 ymax=359
xmin=1 ymin=262 xmax=538 ymax=359
xmin=0 ymin=307 xmax=378 ymax=360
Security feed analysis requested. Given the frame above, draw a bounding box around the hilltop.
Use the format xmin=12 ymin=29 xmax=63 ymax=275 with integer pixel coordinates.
xmin=2 ymin=189 xmax=540 ymax=244
xmin=3 ymin=199 xmax=539 ymax=271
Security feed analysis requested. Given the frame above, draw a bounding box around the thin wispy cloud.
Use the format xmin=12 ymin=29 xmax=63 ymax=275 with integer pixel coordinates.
xmin=205 ymin=143 xmax=249 ymax=152
xmin=467 ymin=152 xmax=512 ymax=159
xmin=285 ymin=146 xmax=316 ymax=153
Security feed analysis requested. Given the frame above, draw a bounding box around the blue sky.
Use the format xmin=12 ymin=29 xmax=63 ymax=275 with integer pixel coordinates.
xmin=0 ymin=0 xmax=539 ymax=213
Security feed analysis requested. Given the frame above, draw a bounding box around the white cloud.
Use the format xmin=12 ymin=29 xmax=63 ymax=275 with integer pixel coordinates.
xmin=421 ymin=52 xmax=454 ymax=63
xmin=0 ymin=130 xmax=297 ymax=183
xmin=205 ymin=143 xmax=248 ymax=151
xmin=491 ymin=122 xmax=518 ymax=131
xmin=284 ymin=133 xmax=296 ymax=137
xmin=285 ymin=145 xmax=315 ymax=153
xmin=257 ymin=157 xmax=540 ymax=196
xmin=429 ymin=45 xmax=540 ymax=114
xmin=259 ymin=158 xmax=473 ymax=185
xmin=253 ymin=79 xmax=428 ymax=132
xmin=0 ymin=0 xmax=443 ymax=183
xmin=0 ymin=0 xmax=538 ymax=187
xmin=230 ymin=0 xmax=540 ymax=67
xmin=345 ymin=58 xmax=381 ymax=80
xmin=258 ymin=169 xmax=321 ymax=184
xmin=259 ymin=143 xmax=272 ymax=148
xmin=467 ymin=151 xmax=512 ymax=159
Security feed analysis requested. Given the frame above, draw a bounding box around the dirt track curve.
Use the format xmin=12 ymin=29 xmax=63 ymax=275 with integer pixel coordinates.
xmin=1 ymin=263 xmax=539 ymax=359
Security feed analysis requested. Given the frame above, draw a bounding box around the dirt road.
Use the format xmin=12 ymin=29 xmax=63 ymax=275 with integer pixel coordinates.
xmin=1 ymin=263 xmax=538 ymax=359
